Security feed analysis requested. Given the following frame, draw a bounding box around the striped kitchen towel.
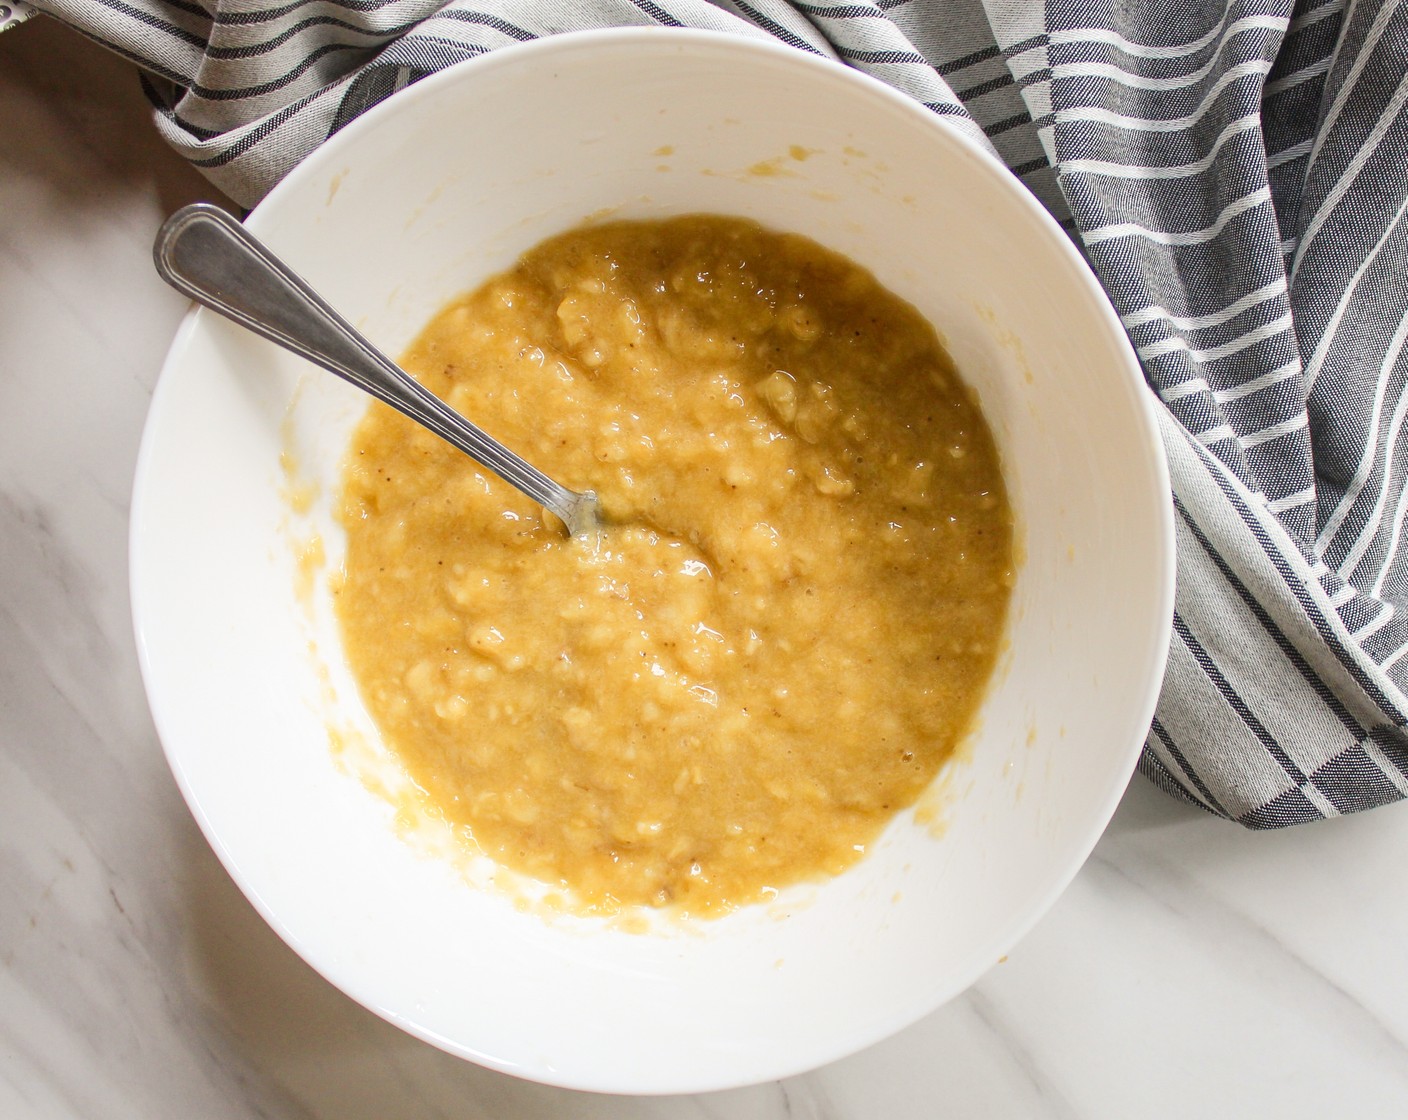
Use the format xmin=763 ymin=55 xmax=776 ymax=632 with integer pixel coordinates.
xmin=18 ymin=0 xmax=1408 ymax=827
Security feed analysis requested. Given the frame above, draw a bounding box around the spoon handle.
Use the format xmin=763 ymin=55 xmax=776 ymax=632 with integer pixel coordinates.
xmin=153 ymin=203 xmax=599 ymax=538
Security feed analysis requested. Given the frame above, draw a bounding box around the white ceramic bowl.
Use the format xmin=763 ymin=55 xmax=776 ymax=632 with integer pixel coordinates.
xmin=132 ymin=29 xmax=1174 ymax=1094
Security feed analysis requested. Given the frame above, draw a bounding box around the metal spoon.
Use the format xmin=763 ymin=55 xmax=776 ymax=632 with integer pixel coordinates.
xmin=153 ymin=203 xmax=602 ymax=538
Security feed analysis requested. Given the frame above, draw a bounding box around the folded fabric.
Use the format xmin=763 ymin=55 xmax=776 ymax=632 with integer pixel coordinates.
xmin=21 ymin=0 xmax=1408 ymax=827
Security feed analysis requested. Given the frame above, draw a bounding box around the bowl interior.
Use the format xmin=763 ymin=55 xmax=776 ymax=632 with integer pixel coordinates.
xmin=131 ymin=30 xmax=1173 ymax=1094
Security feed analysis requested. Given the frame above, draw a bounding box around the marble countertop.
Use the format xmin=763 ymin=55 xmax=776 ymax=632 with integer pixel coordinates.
xmin=5 ymin=16 xmax=1408 ymax=1119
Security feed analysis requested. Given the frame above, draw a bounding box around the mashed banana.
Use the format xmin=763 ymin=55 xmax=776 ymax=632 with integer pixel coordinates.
xmin=334 ymin=216 xmax=1012 ymax=916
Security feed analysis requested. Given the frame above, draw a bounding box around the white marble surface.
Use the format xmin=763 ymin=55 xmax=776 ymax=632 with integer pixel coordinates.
xmin=4 ymin=16 xmax=1408 ymax=1118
